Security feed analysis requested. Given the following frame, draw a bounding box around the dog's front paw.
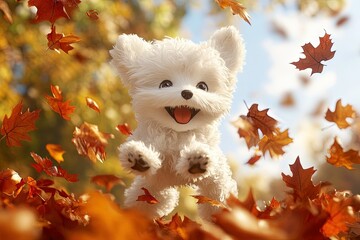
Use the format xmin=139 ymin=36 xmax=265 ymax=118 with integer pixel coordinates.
xmin=119 ymin=140 xmax=162 ymax=175
xmin=177 ymin=144 xmax=215 ymax=181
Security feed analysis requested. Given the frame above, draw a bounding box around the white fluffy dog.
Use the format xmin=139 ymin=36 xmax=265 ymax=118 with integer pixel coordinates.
xmin=110 ymin=26 xmax=245 ymax=220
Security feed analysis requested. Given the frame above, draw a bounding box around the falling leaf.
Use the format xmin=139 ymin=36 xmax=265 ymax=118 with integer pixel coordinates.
xmin=91 ymin=174 xmax=125 ymax=192
xmin=45 ymin=84 xmax=75 ymax=120
xmin=246 ymin=104 xmax=278 ymax=136
xmin=30 ymin=152 xmax=78 ymax=182
xmin=325 ymin=99 xmax=355 ymax=129
xmin=0 ymin=0 xmax=12 ymax=23
xmin=192 ymin=195 xmax=226 ymax=208
xmin=116 ymin=123 xmax=132 ymax=136
xmin=86 ymin=9 xmax=99 ymax=20
xmin=246 ymin=153 xmax=262 ymax=165
xmin=336 ymin=15 xmax=349 ymax=27
xmin=85 ymin=97 xmax=100 ymax=113
xmin=0 ymin=169 xmax=23 ymax=197
xmin=281 ymin=157 xmax=322 ymax=201
xmin=28 ymin=0 xmax=80 ymax=23
xmin=280 ymin=93 xmax=295 ymax=107
xmin=326 ymin=138 xmax=360 ymax=170
xmin=136 ymin=187 xmax=158 ymax=204
xmin=215 ymin=0 xmax=251 ymax=25
xmin=72 ymin=122 xmax=114 ymax=163
xmin=233 ymin=116 xmax=260 ymax=149
xmin=258 ymin=129 xmax=293 ymax=158
xmin=291 ymin=31 xmax=335 ymax=75
xmin=47 ymin=26 xmax=81 ymax=54
xmin=0 ymin=100 xmax=40 ymax=147
xmin=46 ymin=144 xmax=65 ymax=163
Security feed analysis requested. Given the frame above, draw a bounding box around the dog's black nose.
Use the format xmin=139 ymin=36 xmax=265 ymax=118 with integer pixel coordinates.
xmin=181 ymin=90 xmax=193 ymax=100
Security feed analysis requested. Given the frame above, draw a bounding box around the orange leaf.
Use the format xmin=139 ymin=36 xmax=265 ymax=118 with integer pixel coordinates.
xmin=0 ymin=169 xmax=23 ymax=197
xmin=0 ymin=100 xmax=40 ymax=147
xmin=232 ymin=116 xmax=260 ymax=149
xmin=72 ymin=122 xmax=114 ymax=163
xmin=116 ymin=123 xmax=132 ymax=136
xmin=136 ymin=187 xmax=158 ymax=204
xmin=192 ymin=195 xmax=226 ymax=208
xmin=291 ymin=31 xmax=335 ymax=75
xmin=281 ymin=157 xmax=322 ymax=201
xmin=47 ymin=26 xmax=81 ymax=54
xmin=258 ymin=129 xmax=293 ymax=158
xmin=246 ymin=153 xmax=262 ymax=165
xmin=85 ymin=97 xmax=100 ymax=113
xmin=326 ymin=138 xmax=360 ymax=170
xmin=91 ymin=174 xmax=125 ymax=192
xmin=86 ymin=9 xmax=99 ymax=20
xmin=246 ymin=104 xmax=278 ymax=137
xmin=325 ymin=99 xmax=355 ymax=129
xmin=46 ymin=144 xmax=65 ymax=163
xmin=45 ymin=84 xmax=75 ymax=120
xmin=215 ymin=0 xmax=251 ymax=25
xmin=280 ymin=93 xmax=295 ymax=107
xmin=28 ymin=0 xmax=80 ymax=23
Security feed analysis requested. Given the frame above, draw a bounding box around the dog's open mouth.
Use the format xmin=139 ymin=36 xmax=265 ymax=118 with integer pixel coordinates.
xmin=165 ymin=106 xmax=200 ymax=124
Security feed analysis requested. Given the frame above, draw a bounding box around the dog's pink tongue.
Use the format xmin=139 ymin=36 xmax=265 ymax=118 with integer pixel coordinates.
xmin=174 ymin=106 xmax=192 ymax=124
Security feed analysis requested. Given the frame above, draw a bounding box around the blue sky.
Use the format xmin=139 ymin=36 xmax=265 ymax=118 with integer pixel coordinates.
xmin=181 ymin=0 xmax=360 ymax=186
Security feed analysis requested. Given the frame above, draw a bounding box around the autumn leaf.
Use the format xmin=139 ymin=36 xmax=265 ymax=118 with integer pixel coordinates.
xmin=246 ymin=104 xmax=278 ymax=136
xmin=0 ymin=169 xmax=23 ymax=197
xmin=215 ymin=0 xmax=251 ymax=25
xmin=326 ymin=138 xmax=360 ymax=170
xmin=72 ymin=122 xmax=114 ymax=163
xmin=280 ymin=92 xmax=295 ymax=107
xmin=0 ymin=100 xmax=40 ymax=147
xmin=232 ymin=116 xmax=260 ymax=149
xmin=86 ymin=9 xmax=99 ymax=20
xmin=136 ymin=187 xmax=158 ymax=204
xmin=258 ymin=129 xmax=293 ymax=158
xmin=325 ymin=99 xmax=355 ymax=129
xmin=246 ymin=153 xmax=262 ymax=165
xmin=47 ymin=26 xmax=81 ymax=54
xmin=192 ymin=195 xmax=226 ymax=208
xmin=291 ymin=31 xmax=336 ymax=75
xmin=0 ymin=0 xmax=12 ymax=23
xmin=28 ymin=0 xmax=80 ymax=23
xmin=30 ymin=152 xmax=78 ymax=182
xmin=91 ymin=174 xmax=125 ymax=192
xmin=85 ymin=97 xmax=100 ymax=113
xmin=281 ymin=157 xmax=322 ymax=201
xmin=45 ymin=84 xmax=75 ymax=120
xmin=46 ymin=144 xmax=65 ymax=163
xmin=116 ymin=123 xmax=132 ymax=136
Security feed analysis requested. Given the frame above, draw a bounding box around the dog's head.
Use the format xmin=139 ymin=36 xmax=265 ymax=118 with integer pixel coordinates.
xmin=110 ymin=26 xmax=245 ymax=132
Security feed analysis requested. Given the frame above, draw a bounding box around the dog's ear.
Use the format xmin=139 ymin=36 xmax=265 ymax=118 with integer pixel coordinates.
xmin=110 ymin=34 xmax=151 ymax=87
xmin=208 ymin=26 xmax=245 ymax=74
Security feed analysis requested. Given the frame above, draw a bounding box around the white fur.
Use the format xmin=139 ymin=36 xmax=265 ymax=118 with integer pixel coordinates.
xmin=110 ymin=26 xmax=245 ymax=221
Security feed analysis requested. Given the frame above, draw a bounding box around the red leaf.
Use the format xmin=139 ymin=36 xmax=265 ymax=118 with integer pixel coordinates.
xmin=0 ymin=169 xmax=23 ymax=197
xmin=85 ymin=97 xmax=100 ymax=113
xmin=136 ymin=187 xmax=158 ymax=204
xmin=72 ymin=122 xmax=114 ymax=163
xmin=246 ymin=153 xmax=262 ymax=165
xmin=0 ymin=100 xmax=40 ymax=147
xmin=28 ymin=0 xmax=80 ymax=23
xmin=45 ymin=84 xmax=75 ymax=120
xmin=47 ymin=26 xmax=81 ymax=54
xmin=246 ymin=104 xmax=278 ymax=136
xmin=116 ymin=123 xmax=132 ymax=136
xmin=86 ymin=9 xmax=99 ymax=20
xmin=291 ymin=31 xmax=335 ymax=75
xmin=91 ymin=174 xmax=125 ymax=192
xmin=281 ymin=157 xmax=322 ymax=201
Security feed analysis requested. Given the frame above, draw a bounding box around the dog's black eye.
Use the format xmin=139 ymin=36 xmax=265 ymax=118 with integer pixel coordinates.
xmin=159 ymin=80 xmax=173 ymax=88
xmin=196 ymin=82 xmax=208 ymax=91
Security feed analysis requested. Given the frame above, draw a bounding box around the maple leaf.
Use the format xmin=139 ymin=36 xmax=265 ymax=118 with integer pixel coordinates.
xmin=258 ymin=129 xmax=293 ymax=158
xmin=72 ymin=122 xmax=114 ymax=163
xmin=85 ymin=97 xmax=100 ymax=113
xmin=192 ymin=195 xmax=226 ymax=208
xmin=91 ymin=174 xmax=125 ymax=192
xmin=281 ymin=157 xmax=322 ymax=201
xmin=0 ymin=169 xmax=23 ymax=197
xmin=136 ymin=187 xmax=158 ymax=204
xmin=47 ymin=26 xmax=81 ymax=54
xmin=30 ymin=152 xmax=78 ymax=182
xmin=0 ymin=100 xmax=40 ymax=147
xmin=232 ymin=116 xmax=260 ymax=149
xmin=291 ymin=31 xmax=336 ymax=75
xmin=0 ymin=0 xmax=12 ymax=23
xmin=326 ymin=138 xmax=360 ymax=170
xmin=116 ymin=123 xmax=132 ymax=136
xmin=46 ymin=144 xmax=65 ymax=163
xmin=28 ymin=0 xmax=80 ymax=23
xmin=45 ymin=84 xmax=75 ymax=120
xmin=246 ymin=104 xmax=278 ymax=136
xmin=215 ymin=0 xmax=251 ymax=25
xmin=325 ymin=99 xmax=355 ymax=129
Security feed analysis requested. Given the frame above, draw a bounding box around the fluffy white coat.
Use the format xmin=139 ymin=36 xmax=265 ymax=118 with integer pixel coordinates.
xmin=110 ymin=26 xmax=245 ymax=220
